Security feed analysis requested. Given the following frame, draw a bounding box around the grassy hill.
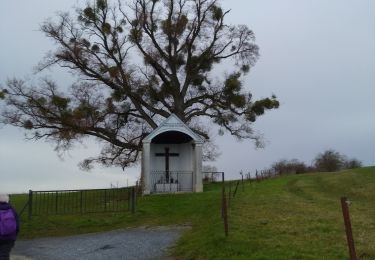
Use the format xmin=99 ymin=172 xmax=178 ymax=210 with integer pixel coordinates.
xmin=10 ymin=167 xmax=375 ymax=259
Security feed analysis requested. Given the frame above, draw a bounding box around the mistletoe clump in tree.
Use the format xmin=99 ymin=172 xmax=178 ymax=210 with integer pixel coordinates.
xmin=0 ymin=0 xmax=279 ymax=170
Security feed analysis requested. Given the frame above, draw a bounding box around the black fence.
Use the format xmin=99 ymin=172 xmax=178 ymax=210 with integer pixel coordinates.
xmin=27 ymin=186 xmax=140 ymax=219
xmin=203 ymin=171 xmax=224 ymax=183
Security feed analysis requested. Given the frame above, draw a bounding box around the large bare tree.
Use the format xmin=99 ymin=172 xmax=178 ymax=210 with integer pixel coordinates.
xmin=0 ymin=0 xmax=279 ymax=170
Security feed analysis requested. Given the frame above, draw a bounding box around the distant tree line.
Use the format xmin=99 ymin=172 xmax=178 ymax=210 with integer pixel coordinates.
xmin=269 ymin=149 xmax=362 ymax=175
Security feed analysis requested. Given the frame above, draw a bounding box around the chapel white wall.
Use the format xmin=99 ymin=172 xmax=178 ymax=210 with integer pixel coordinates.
xmin=150 ymin=143 xmax=193 ymax=172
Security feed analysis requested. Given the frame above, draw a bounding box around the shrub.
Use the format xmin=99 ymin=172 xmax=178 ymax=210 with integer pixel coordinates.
xmin=344 ymin=158 xmax=363 ymax=169
xmin=314 ymin=149 xmax=345 ymax=172
xmin=272 ymin=159 xmax=310 ymax=175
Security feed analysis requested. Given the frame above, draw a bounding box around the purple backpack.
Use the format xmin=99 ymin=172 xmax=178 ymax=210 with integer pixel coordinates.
xmin=0 ymin=209 xmax=17 ymax=236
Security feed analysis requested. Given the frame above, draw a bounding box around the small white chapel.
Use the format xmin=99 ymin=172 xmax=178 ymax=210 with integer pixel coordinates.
xmin=142 ymin=114 xmax=204 ymax=194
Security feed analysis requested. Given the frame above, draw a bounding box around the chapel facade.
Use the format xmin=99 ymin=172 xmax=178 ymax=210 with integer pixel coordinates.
xmin=142 ymin=114 xmax=204 ymax=194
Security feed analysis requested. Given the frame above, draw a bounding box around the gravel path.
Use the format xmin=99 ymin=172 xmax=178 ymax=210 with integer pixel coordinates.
xmin=11 ymin=226 xmax=187 ymax=260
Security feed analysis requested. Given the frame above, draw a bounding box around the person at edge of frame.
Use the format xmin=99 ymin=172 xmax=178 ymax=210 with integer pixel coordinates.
xmin=0 ymin=194 xmax=20 ymax=260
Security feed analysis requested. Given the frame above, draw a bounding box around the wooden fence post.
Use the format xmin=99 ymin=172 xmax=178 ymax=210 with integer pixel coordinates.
xmin=80 ymin=190 xmax=83 ymax=214
xmin=222 ymin=187 xmax=228 ymax=236
xmin=128 ymin=188 xmax=131 ymax=211
xmin=104 ymin=189 xmax=107 ymax=212
xmin=233 ymin=180 xmax=240 ymax=198
xmin=242 ymin=174 xmax=244 ymax=192
xmin=131 ymin=187 xmax=135 ymax=213
xmin=228 ymin=182 xmax=232 ymax=208
xmin=341 ymin=197 xmax=357 ymax=260
xmin=55 ymin=191 xmax=58 ymax=214
xmin=135 ymin=181 xmax=138 ymax=205
xmin=28 ymin=190 xmax=33 ymax=220
xmin=221 ymin=172 xmax=225 ymax=218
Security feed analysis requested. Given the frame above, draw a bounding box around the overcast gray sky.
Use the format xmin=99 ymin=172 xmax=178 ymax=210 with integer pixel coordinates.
xmin=1 ymin=0 xmax=374 ymax=193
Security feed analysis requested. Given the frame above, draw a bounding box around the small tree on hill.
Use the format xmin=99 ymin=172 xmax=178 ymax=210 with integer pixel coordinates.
xmin=344 ymin=158 xmax=362 ymax=169
xmin=272 ymin=159 xmax=309 ymax=175
xmin=314 ymin=149 xmax=345 ymax=172
xmin=0 ymin=0 xmax=279 ymax=170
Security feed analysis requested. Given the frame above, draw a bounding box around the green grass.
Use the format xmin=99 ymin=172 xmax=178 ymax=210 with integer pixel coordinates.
xmin=10 ymin=167 xmax=375 ymax=259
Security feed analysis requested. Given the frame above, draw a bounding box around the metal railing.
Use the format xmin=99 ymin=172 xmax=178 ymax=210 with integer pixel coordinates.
xmin=151 ymin=171 xmax=193 ymax=193
xmin=202 ymin=171 xmax=224 ymax=183
xmin=27 ymin=187 xmax=138 ymax=219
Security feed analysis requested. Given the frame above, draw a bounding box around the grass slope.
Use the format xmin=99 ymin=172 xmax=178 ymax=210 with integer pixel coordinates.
xmin=11 ymin=167 xmax=375 ymax=259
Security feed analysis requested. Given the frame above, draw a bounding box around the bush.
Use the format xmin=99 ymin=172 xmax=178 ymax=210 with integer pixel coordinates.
xmin=313 ymin=149 xmax=363 ymax=172
xmin=263 ymin=150 xmax=363 ymax=177
xmin=272 ymin=159 xmax=310 ymax=175
xmin=314 ymin=149 xmax=344 ymax=172
xmin=344 ymin=158 xmax=363 ymax=169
